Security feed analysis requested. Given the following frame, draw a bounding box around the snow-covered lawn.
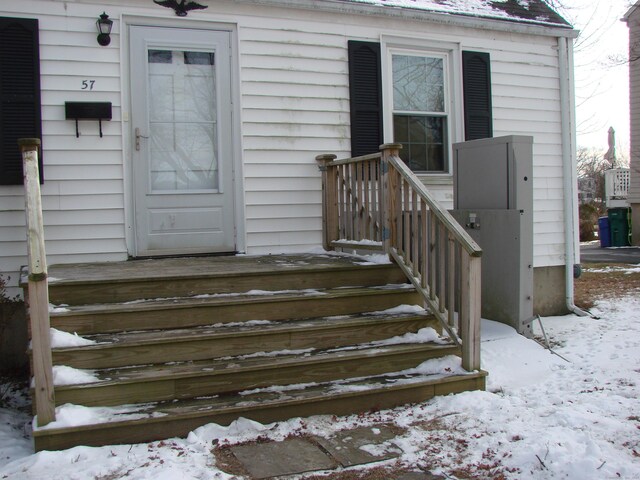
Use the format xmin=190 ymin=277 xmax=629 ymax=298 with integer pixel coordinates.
xmin=1 ymin=295 xmax=639 ymax=479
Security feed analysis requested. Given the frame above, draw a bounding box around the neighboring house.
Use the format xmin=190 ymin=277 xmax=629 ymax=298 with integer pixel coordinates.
xmin=1 ymin=0 xmax=578 ymax=315
xmin=578 ymin=176 xmax=598 ymax=205
xmin=624 ymin=3 xmax=640 ymax=246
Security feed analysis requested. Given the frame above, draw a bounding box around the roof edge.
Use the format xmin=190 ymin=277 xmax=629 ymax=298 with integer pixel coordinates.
xmin=233 ymin=0 xmax=578 ymax=38
xmin=623 ymin=1 xmax=640 ymax=22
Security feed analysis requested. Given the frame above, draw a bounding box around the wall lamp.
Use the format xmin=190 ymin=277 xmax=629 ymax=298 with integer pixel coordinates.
xmin=96 ymin=12 xmax=113 ymax=46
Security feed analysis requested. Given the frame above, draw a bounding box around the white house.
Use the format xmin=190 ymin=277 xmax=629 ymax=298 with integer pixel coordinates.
xmin=1 ymin=0 xmax=580 ymax=315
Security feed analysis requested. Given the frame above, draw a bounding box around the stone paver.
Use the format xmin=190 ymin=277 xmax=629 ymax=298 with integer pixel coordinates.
xmin=229 ymin=438 xmax=337 ymax=479
xmin=229 ymin=425 xmax=411 ymax=478
xmin=313 ymin=425 xmax=402 ymax=467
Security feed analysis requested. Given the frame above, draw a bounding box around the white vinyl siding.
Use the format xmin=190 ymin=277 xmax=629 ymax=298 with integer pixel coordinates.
xmin=0 ymin=1 xmax=126 ymax=296
xmin=0 ymin=0 xmax=570 ymax=296
xmin=628 ymin=9 xmax=640 ymax=203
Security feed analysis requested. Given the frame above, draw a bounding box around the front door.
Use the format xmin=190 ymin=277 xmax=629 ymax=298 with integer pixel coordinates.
xmin=130 ymin=26 xmax=235 ymax=256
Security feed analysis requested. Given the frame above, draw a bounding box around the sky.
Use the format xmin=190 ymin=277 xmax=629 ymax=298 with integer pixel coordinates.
xmin=559 ymin=0 xmax=633 ymax=154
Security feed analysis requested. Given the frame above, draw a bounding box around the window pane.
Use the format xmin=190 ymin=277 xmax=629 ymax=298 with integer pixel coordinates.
xmin=148 ymin=50 xmax=172 ymax=63
xmin=392 ymin=55 xmax=444 ymax=113
xmin=184 ymin=52 xmax=215 ymax=65
xmin=148 ymin=49 xmax=218 ymax=191
xmin=393 ymin=115 xmax=409 ymax=142
xmin=394 ymin=114 xmax=447 ymax=173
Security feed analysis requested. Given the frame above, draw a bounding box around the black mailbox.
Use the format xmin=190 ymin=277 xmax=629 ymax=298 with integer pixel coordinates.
xmin=65 ymin=101 xmax=112 ymax=137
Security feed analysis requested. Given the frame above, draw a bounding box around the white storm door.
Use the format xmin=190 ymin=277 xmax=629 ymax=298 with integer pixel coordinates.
xmin=130 ymin=26 xmax=235 ymax=256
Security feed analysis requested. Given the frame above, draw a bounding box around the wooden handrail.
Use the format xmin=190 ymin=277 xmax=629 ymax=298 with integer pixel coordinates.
xmin=19 ymin=138 xmax=56 ymax=426
xmin=317 ymin=144 xmax=482 ymax=371
xmin=386 ymin=152 xmax=482 ymax=257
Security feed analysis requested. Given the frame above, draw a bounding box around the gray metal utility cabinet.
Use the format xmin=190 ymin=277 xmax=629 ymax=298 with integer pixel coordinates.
xmin=451 ymin=135 xmax=534 ymax=335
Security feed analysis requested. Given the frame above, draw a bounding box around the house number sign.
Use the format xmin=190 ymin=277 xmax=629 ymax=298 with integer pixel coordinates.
xmin=81 ymin=80 xmax=96 ymax=90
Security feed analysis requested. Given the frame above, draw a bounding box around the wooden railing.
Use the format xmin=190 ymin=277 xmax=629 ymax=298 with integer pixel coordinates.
xmin=19 ymin=138 xmax=56 ymax=426
xmin=317 ymin=144 xmax=482 ymax=371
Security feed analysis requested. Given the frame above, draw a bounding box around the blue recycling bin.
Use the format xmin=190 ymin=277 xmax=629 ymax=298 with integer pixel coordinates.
xmin=598 ymin=216 xmax=611 ymax=248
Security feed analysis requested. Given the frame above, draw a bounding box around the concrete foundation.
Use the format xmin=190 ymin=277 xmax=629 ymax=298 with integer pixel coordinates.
xmin=0 ymin=302 xmax=28 ymax=377
xmin=533 ymin=266 xmax=568 ymax=317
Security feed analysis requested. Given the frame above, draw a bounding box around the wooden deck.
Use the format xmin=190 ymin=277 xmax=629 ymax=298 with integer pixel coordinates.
xmin=27 ymin=253 xmax=486 ymax=451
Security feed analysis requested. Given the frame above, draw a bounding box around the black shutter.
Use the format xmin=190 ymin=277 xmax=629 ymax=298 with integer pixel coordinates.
xmin=462 ymin=51 xmax=492 ymax=141
xmin=0 ymin=17 xmax=42 ymax=185
xmin=348 ymin=41 xmax=383 ymax=157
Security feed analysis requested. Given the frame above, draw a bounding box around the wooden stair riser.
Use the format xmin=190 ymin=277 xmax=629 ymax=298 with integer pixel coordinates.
xmin=52 ymin=316 xmax=439 ymax=369
xmin=50 ymin=289 xmax=422 ymax=335
xmin=48 ymin=266 xmax=408 ymax=306
xmin=53 ymin=345 xmax=459 ymax=407
xmin=34 ymin=373 xmax=486 ymax=451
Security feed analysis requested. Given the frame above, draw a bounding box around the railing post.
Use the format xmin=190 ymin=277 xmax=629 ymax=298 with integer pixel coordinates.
xmin=19 ymin=138 xmax=56 ymax=427
xmin=460 ymin=254 xmax=481 ymax=371
xmin=380 ymin=144 xmax=402 ymax=254
xmin=316 ymin=154 xmax=338 ymax=250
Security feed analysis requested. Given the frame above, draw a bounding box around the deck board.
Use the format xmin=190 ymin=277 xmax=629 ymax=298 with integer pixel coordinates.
xmin=34 ymin=370 xmax=487 ymax=451
xmin=47 ymin=253 xmax=391 ymax=284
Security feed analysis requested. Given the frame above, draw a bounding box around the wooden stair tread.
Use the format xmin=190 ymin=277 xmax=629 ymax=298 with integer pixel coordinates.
xmin=57 ymin=342 xmax=458 ymax=388
xmin=56 ymin=311 xmax=434 ymax=349
xmin=49 ymin=284 xmax=415 ymax=317
xmin=45 ymin=254 xmax=396 ymax=286
xmin=34 ymin=369 xmax=487 ymax=451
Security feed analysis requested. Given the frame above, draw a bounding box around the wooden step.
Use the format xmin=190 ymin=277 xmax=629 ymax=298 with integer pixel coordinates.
xmin=53 ymin=343 xmax=459 ymax=407
xmin=52 ymin=311 xmax=440 ymax=369
xmin=46 ymin=254 xmax=407 ymax=305
xmin=49 ymin=285 xmax=421 ymax=335
xmin=34 ymin=369 xmax=487 ymax=451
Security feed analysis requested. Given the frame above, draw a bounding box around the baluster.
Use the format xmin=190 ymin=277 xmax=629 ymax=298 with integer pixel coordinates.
xmin=447 ymin=232 xmax=455 ymax=327
xmin=338 ymin=165 xmax=346 ymax=240
xmin=363 ymin=160 xmax=371 ymax=240
xmin=429 ymin=210 xmax=437 ymax=301
xmin=438 ymin=222 xmax=446 ymax=314
xmin=375 ymin=160 xmax=382 ymax=241
xmin=421 ymin=200 xmax=428 ymax=290
xmin=403 ymin=179 xmax=410 ymax=258
xmin=412 ymin=189 xmax=419 ymax=277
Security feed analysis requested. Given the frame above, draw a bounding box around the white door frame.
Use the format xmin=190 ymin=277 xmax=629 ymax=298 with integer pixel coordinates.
xmin=120 ymin=15 xmax=246 ymax=256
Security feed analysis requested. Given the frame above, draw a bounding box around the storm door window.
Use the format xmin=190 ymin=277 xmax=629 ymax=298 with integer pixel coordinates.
xmin=392 ymin=54 xmax=448 ymax=173
xmin=147 ymin=49 xmax=218 ymax=191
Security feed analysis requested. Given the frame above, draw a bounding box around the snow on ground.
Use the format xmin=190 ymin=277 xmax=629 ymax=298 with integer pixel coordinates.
xmin=1 ymin=296 xmax=639 ymax=479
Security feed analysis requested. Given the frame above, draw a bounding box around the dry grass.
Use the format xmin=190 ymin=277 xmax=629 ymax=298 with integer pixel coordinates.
xmin=574 ymin=263 xmax=640 ymax=310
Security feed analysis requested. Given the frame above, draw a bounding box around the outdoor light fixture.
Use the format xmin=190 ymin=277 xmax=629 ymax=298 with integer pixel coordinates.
xmin=96 ymin=12 xmax=113 ymax=46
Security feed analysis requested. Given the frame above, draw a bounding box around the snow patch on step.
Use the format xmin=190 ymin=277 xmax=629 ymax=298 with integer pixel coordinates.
xmin=33 ymin=403 xmax=164 ymax=431
xmin=48 ymin=304 xmax=69 ymax=313
xmin=52 ymin=365 xmax=101 ymax=386
xmin=369 ymin=327 xmax=449 ymax=346
xmin=50 ymin=328 xmax=96 ymax=348
xmin=370 ymin=304 xmax=426 ymax=315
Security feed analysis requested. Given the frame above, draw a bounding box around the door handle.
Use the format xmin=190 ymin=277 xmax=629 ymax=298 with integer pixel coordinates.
xmin=135 ymin=128 xmax=149 ymax=151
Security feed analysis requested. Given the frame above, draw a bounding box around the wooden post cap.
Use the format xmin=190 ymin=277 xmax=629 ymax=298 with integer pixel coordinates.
xmin=379 ymin=143 xmax=403 ymax=151
xmin=315 ymin=153 xmax=337 ymax=163
xmin=18 ymin=138 xmax=41 ymax=151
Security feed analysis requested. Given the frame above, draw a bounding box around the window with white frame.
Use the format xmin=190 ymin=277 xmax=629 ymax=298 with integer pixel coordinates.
xmin=391 ymin=52 xmax=449 ymax=173
xmin=348 ymin=40 xmax=491 ymax=167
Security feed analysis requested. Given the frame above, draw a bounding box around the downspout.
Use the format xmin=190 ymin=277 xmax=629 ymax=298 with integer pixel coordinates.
xmin=558 ymin=36 xmax=588 ymax=317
